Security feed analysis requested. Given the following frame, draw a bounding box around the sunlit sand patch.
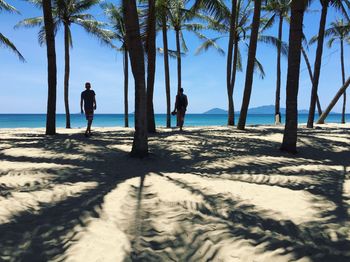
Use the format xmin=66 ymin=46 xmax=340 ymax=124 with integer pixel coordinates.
xmin=279 ymin=164 xmax=344 ymax=173
xmin=108 ymin=144 xmax=132 ymax=153
xmin=249 ymin=133 xmax=283 ymax=143
xmin=75 ymin=143 xmax=101 ymax=154
xmin=0 ymin=161 xmax=76 ymax=171
xmin=163 ymin=172 xmax=332 ymax=225
xmin=0 ymin=182 xmax=97 ymax=224
xmin=215 ymin=173 xmax=314 ymax=187
xmin=162 ymin=134 xmax=192 ymax=142
xmin=201 ymin=155 xmax=302 ymax=171
xmin=2 ymin=148 xmax=84 ymax=160
xmin=312 ymin=134 xmax=350 ymax=143
xmin=64 ymin=179 xmax=138 ymax=262
xmin=146 ymin=172 xmax=203 ymax=203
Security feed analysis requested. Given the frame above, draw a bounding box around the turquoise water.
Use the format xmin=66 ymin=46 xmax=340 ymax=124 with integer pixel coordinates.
xmin=0 ymin=114 xmax=347 ymax=128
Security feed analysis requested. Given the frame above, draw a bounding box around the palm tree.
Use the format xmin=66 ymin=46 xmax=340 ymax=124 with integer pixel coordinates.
xmin=102 ymin=3 xmax=129 ymax=128
xmin=280 ymin=0 xmax=308 ymax=153
xmin=18 ymin=0 xmax=113 ymax=129
xmin=123 ymin=0 xmax=148 ymax=157
xmin=0 ymin=0 xmax=25 ymax=61
xmin=146 ymin=0 xmax=157 ymax=133
xmin=196 ymin=0 xmax=272 ymax=126
xmin=307 ymin=0 xmax=329 ymax=128
xmin=263 ymin=0 xmax=290 ymax=124
xmin=321 ymin=19 xmax=349 ymax=123
xmin=158 ymin=0 xmax=171 ymax=128
xmin=168 ymin=0 xmax=204 ymax=93
xmin=237 ymin=0 xmax=262 ymax=130
xmin=226 ymin=0 xmax=238 ymax=126
xmin=42 ymin=0 xmax=57 ymax=135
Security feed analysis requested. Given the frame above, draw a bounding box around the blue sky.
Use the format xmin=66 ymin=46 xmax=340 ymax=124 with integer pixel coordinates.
xmin=0 ymin=0 xmax=349 ymax=113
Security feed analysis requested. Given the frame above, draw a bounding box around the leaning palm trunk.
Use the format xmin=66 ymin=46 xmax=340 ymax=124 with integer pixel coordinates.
xmin=280 ymin=0 xmax=307 ymax=153
xmin=340 ymin=38 xmax=346 ymax=123
xmin=123 ymin=0 xmax=148 ymax=157
xmin=237 ymin=0 xmax=261 ymax=130
xmin=64 ymin=23 xmax=71 ymax=129
xmin=147 ymin=0 xmax=156 ymax=133
xmin=124 ymin=48 xmax=129 ymax=127
xmin=307 ymin=0 xmax=328 ymax=128
xmin=301 ymin=46 xmax=322 ymax=115
xmin=275 ymin=13 xmax=283 ymax=124
xmin=162 ymin=7 xmax=171 ymax=128
xmin=43 ymin=0 xmax=57 ymax=135
xmin=317 ymin=77 xmax=350 ymax=124
xmin=226 ymin=0 xmax=237 ymax=126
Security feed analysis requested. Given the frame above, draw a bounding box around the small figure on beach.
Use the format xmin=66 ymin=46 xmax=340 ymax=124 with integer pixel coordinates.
xmin=81 ymin=82 xmax=96 ymax=137
xmin=172 ymin=88 xmax=188 ymax=131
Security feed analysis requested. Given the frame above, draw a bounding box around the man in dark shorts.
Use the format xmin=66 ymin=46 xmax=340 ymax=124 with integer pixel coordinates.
xmin=173 ymin=88 xmax=188 ymax=131
xmin=80 ymin=82 xmax=96 ymax=136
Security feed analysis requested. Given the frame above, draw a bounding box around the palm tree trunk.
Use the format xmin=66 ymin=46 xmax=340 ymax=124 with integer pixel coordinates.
xmin=64 ymin=23 xmax=71 ymax=129
xmin=317 ymin=76 xmax=350 ymax=124
xmin=162 ymin=6 xmax=171 ymax=128
xmin=237 ymin=0 xmax=261 ymax=130
xmin=301 ymin=46 xmax=323 ymax=115
xmin=226 ymin=0 xmax=237 ymax=126
xmin=124 ymin=48 xmax=129 ymax=128
xmin=43 ymin=0 xmax=57 ymax=135
xmin=307 ymin=0 xmax=328 ymax=128
xmin=175 ymin=28 xmax=181 ymax=93
xmin=280 ymin=0 xmax=307 ymax=153
xmin=275 ymin=13 xmax=283 ymax=124
xmin=341 ymin=38 xmax=346 ymax=123
xmin=175 ymin=28 xmax=181 ymax=127
xmin=146 ymin=0 xmax=156 ymax=133
xmin=123 ymin=0 xmax=148 ymax=157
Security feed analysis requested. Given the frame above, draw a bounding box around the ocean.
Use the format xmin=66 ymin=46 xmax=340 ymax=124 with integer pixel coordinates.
xmin=0 ymin=114 xmax=348 ymax=128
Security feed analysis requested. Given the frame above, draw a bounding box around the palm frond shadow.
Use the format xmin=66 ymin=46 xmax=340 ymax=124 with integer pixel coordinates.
xmin=0 ymin=126 xmax=349 ymax=260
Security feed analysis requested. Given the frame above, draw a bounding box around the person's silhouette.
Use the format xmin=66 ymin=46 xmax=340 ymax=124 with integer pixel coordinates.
xmin=80 ymin=82 xmax=96 ymax=137
xmin=173 ymin=88 xmax=188 ymax=131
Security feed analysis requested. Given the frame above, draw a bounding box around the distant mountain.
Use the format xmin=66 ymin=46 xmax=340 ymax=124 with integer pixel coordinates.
xmin=203 ymin=105 xmax=321 ymax=114
xmin=246 ymin=105 xmax=284 ymax=114
xmin=203 ymin=108 xmax=228 ymax=114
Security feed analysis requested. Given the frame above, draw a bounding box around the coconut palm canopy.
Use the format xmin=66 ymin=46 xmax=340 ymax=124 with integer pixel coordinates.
xmin=1 ymin=0 xmax=350 ymax=115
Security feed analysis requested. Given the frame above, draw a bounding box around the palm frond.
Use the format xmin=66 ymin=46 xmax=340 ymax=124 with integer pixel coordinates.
xmin=0 ymin=33 xmax=25 ymax=61
xmin=258 ymin=35 xmax=288 ymax=57
xmin=72 ymin=0 xmax=100 ymax=14
xmin=0 ymin=0 xmax=20 ymax=13
xmin=157 ymin=47 xmax=185 ymax=59
xmin=254 ymin=57 xmax=265 ymax=79
xmin=195 ymin=36 xmax=225 ymax=55
xmin=15 ymin=17 xmax=44 ymax=29
xmin=75 ymin=19 xmax=115 ymax=48
xmin=179 ymin=30 xmax=188 ymax=53
xmin=327 ymin=37 xmax=336 ymax=48
xmin=260 ymin=13 xmax=275 ymax=32
xmin=191 ymin=0 xmax=227 ymax=21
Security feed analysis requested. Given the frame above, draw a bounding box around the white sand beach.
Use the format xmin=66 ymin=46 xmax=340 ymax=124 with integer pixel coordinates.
xmin=0 ymin=124 xmax=349 ymax=261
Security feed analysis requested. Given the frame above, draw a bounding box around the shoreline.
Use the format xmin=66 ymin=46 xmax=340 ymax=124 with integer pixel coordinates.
xmin=0 ymin=122 xmax=349 ymax=130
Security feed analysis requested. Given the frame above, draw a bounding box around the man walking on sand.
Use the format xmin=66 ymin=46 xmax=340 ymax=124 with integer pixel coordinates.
xmin=173 ymin=88 xmax=188 ymax=131
xmin=81 ymin=82 xmax=96 ymax=137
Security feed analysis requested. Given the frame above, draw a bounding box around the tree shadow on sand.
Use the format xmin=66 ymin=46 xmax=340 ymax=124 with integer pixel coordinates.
xmin=0 ymin=126 xmax=349 ymax=261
